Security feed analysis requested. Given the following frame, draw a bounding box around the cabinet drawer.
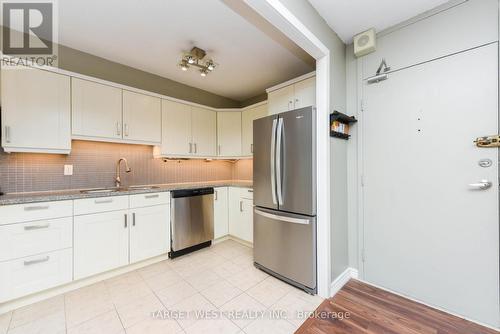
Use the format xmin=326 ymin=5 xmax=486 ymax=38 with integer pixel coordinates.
xmin=129 ymin=192 xmax=170 ymax=208
xmin=240 ymin=188 xmax=254 ymax=200
xmin=0 ymin=217 xmax=72 ymax=262
xmin=0 ymin=248 xmax=72 ymax=303
xmin=74 ymin=196 xmax=129 ymax=215
xmin=0 ymin=200 xmax=73 ymax=226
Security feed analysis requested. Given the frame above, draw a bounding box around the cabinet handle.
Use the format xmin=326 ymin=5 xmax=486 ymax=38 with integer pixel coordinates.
xmin=214 ymin=190 xmax=218 ymax=201
xmin=24 ymin=256 xmax=50 ymax=266
xmin=189 ymin=143 xmax=193 ymax=153
xmin=248 ymin=189 xmax=253 ymax=193
xmin=24 ymin=224 xmax=50 ymax=230
xmin=4 ymin=126 xmax=11 ymax=143
xmin=116 ymin=122 xmax=121 ymax=136
xmin=24 ymin=205 xmax=49 ymax=211
xmin=218 ymin=145 xmax=221 ymax=155
xmin=124 ymin=124 xmax=129 ymax=137
xmin=240 ymin=200 xmax=243 ymax=212
xmin=288 ymin=101 xmax=293 ymax=110
xmin=145 ymin=194 xmax=159 ymax=199
xmin=124 ymin=214 xmax=128 ymax=228
xmin=251 ymin=144 xmax=253 ymax=153
xmin=132 ymin=212 xmax=136 ymax=227
xmin=194 ymin=143 xmax=197 ymax=153
xmin=94 ymin=199 xmax=113 ymax=204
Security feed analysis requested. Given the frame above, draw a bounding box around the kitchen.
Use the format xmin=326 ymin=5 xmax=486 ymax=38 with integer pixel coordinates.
xmin=1 ymin=0 xmax=500 ymax=334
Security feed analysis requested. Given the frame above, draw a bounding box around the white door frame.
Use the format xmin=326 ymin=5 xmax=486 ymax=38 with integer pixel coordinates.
xmin=243 ymin=0 xmax=332 ymax=297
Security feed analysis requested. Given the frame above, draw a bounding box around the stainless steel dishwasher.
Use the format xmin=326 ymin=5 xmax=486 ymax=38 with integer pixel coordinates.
xmin=170 ymin=188 xmax=214 ymax=258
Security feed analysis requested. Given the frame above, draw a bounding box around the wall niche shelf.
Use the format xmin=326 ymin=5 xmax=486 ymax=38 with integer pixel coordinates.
xmin=330 ymin=111 xmax=357 ymax=140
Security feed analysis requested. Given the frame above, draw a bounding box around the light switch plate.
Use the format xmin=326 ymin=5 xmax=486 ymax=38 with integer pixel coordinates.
xmin=64 ymin=165 xmax=73 ymax=176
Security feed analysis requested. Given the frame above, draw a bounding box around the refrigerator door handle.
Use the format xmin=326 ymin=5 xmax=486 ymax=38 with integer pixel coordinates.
xmin=276 ymin=118 xmax=284 ymax=205
xmin=254 ymin=209 xmax=311 ymax=225
xmin=270 ymin=119 xmax=278 ymax=205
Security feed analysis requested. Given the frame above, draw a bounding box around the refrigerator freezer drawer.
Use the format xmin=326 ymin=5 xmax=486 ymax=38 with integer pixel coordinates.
xmin=253 ymin=207 xmax=316 ymax=291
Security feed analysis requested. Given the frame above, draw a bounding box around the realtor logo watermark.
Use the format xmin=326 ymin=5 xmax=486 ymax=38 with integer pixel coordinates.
xmin=1 ymin=0 xmax=58 ymax=67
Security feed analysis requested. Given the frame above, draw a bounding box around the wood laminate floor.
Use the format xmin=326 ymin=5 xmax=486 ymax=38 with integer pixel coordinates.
xmin=296 ymin=279 xmax=498 ymax=334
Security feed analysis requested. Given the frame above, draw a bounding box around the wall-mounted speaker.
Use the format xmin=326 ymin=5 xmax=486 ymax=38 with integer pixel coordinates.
xmin=354 ymin=28 xmax=376 ymax=58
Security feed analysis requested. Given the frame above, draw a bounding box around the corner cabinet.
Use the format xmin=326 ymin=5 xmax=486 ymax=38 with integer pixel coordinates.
xmin=241 ymin=103 xmax=268 ymax=156
xmin=217 ymin=112 xmax=242 ymax=157
xmin=228 ymin=187 xmax=253 ymax=243
xmin=1 ymin=66 xmax=71 ymax=154
xmin=214 ymin=187 xmax=229 ymax=239
xmin=267 ymin=75 xmax=316 ymax=115
xmin=158 ymin=100 xmax=216 ymax=157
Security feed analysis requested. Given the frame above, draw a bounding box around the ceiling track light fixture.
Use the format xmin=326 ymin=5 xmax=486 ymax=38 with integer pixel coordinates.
xmin=178 ymin=47 xmax=217 ymax=77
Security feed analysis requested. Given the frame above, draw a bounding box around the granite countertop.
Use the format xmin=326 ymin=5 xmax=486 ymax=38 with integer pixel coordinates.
xmin=0 ymin=180 xmax=253 ymax=206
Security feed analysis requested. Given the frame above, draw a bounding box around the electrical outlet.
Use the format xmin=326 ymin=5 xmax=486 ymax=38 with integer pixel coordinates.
xmin=64 ymin=165 xmax=73 ymax=176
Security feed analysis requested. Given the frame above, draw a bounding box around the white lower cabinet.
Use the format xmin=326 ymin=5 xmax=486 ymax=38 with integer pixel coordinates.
xmin=214 ymin=187 xmax=229 ymax=239
xmin=74 ymin=210 xmax=129 ymax=280
xmin=228 ymin=187 xmax=253 ymax=243
xmin=0 ymin=248 xmax=72 ymax=302
xmin=129 ymin=205 xmax=170 ymax=263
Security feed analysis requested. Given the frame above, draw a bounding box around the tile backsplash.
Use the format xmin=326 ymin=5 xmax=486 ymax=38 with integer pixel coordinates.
xmin=0 ymin=141 xmax=253 ymax=194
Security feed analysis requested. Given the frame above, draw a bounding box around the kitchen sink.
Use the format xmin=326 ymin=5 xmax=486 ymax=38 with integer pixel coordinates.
xmin=80 ymin=186 xmax=161 ymax=194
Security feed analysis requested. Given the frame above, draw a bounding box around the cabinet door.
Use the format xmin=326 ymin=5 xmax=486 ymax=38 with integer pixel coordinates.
xmin=130 ymin=205 xmax=170 ymax=263
xmin=241 ymin=104 xmax=268 ymax=156
xmin=1 ymin=66 xmax=71 ymax=153
xmin=228 ymin=187 xmax=241 ymax=238
xmin=122 ymin=91 xmax=161 ymax=144
xmin=214 ymin=187 xmax=229 ymax=239
xmin=238 ymin=199 xmax=254 ymax=243
xmin=74 ymin=210 xmax=129 ymax=280
xmin=191 ymin=106 xmax=216 ymax=156
xmin=72 ymin=78 xmax=123 ymax=140
xmin=160 ymin=100 xmax=192 ymax=156
xmin=267 ymin=85 xmax=294 ymax=115
xmin=293 ymin=77 xmax=316 ymax=109
xmin=217 ymin=112 xmax=242 ymax=157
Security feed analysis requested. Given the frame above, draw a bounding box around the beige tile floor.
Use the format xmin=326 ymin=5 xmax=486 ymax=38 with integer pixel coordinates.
xmin=0 ymin=240 xmax=323 ymax=334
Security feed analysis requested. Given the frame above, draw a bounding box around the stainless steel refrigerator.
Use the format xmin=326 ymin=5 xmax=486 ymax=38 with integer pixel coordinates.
xmin=253 ymin=106 xmax=317 ymax=294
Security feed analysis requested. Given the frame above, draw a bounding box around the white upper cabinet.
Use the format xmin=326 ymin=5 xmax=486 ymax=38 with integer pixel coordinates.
xmin=72 ymin=78 xmax=123 ymax=141
xmin=268 ymin=84 xmax=294 ymax=115
xmin=293 ymin=77 xmax=316 ymax=109
xmin=217 ymin=112 xmax=242 ymax=157
xmin=1 ymin=66 xmax=71 ymax=154
xmin=191 ymin=106 xmax=216 ymax=157
xmin=241 ymin=103 xmax=268 ymax=156
xmin=122 ymin=90 xmax=161 ymax=144
xmin=160 ymin=99 xmax=192 ymax=156
xmin=267 ymin=74 xmax=316 ymax=115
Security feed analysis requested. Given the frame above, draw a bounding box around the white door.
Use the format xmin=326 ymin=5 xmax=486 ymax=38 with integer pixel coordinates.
xmin=293 ymin=77 xmax=316 ymax=109
xmin=1 ymin=67 xmax=71 ymax=153
xmin=242 ymin=104 xmax=268 ymax=156
xmin=362 ymin=44 xmax=499 ymax=327
xmin=214 ymin=187 xmax=229 ymax=239
xmin=268 ymin=85 xmax=294 ymax=115
xmin=161 ymin=100 xmax=192 ymax=156
xmin=129 ymin=205 xmax=170 ymax=263
xmin=217 ymin=112 xmax=242 ymax=157
xmin=239 ymin=198 xmax=253 ymax=243
xmin=122 ymin=91 xmax=161 ymax=144
xmin=71 ymin=78 xmax=123 ymax=140
xmin=191 ymin=106 xmax=216 ymax=156
xmin=74 ymin=210 xmax=129 ymax=280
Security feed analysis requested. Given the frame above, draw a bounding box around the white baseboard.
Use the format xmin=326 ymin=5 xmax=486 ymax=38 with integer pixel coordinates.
xmin=330 ymin=267 xmax=358 ymax=297
xmin=357 ymin=278 xmax=500 ymax=331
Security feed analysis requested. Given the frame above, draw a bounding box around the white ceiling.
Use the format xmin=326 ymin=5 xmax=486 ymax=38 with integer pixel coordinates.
xmin=58 ymin=0 xmax=314 ymax=101
xmin=308 ymin=0 xmax=450 ymax=43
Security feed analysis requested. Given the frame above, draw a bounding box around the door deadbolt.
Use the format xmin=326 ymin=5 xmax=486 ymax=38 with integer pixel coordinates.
xmin=474 ymin=135 xmax=500 ymax=147
xmin=478 ymin=159 xmax=493 ymax=168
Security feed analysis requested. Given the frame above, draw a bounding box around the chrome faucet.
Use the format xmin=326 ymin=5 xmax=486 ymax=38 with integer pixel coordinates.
xmin=115 ymin=158 xmax=132 ymax=188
